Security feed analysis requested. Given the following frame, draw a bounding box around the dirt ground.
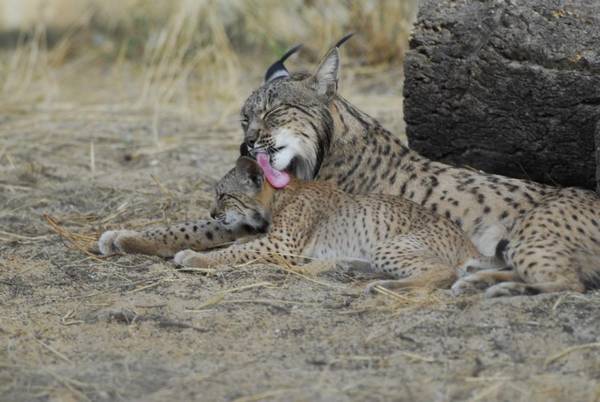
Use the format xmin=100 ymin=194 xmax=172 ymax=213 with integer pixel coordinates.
xmin=1 ymin=64 xmax=600 ymax=402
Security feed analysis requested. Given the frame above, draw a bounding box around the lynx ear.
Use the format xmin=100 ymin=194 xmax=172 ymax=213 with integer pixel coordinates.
xmin=239 ymin=142 xmax=250 ymax=157
xmin=264 ymin=44 xmax=303 ymax=83
xmin=236 ymin=157 xmax=264 ymax=187
xmin=311 ymin=33 xmax=354 ymax=99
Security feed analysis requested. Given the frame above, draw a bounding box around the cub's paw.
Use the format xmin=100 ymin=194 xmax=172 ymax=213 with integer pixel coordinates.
xmin=173 ymin=249 xmax=213 ymax=268
xmin=98 ymin=230 xmax=140 ymax=255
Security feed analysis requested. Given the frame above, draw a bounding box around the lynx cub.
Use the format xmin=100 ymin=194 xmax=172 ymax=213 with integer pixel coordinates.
xmin=171 ymin=157 xmax=499 ymax=292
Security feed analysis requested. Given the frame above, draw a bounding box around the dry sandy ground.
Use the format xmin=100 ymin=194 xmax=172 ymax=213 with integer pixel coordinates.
xmin=1 ymin=65 xmax=600 ymax=402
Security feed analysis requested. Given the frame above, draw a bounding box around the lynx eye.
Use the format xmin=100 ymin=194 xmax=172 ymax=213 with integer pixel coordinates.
xmin=263 ymin=105 xmax=284 ymax=120
xmin=240 ymin=117 xmax=249 ymax=130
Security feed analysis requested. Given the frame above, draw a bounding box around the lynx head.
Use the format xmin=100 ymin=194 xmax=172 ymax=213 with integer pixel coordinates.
xmin=240 ymin=34 xmax=353 ymax=180
xmin=211 ymin=157 xmax=270 ymax=233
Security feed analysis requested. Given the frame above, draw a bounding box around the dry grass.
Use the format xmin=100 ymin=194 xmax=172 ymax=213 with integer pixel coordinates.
xmin=0 ymin=0 xmax=417 ymax=115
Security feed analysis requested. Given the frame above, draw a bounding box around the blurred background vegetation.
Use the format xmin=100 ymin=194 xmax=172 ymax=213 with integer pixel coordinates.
xmin=0 ymin=0 xmax=417 ymax=115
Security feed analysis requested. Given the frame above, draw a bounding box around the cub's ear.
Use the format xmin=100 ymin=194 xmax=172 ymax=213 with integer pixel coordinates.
xmin=264 ymin=44 xmax=303 ymax=83
xmin=310 ymin=33 xmax=354 ymax=99
xmin=239 ymin=142 xmax=250 ymax=157
xmin=235 ymin=156 xmax=264 ymax=187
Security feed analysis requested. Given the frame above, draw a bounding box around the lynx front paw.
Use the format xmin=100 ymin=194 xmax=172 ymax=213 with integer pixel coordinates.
xmin=173 ymin=249 xmax=213 ymax=268
xmin=484 ymin=282 xmax=526 ymax=298
xmin=451 ymin=278 xmax=477 ymax=296
xmin=451 ymin=270 xmax=505 ymax=296
xmin=98 ymin=230 xmax=141 ymax=255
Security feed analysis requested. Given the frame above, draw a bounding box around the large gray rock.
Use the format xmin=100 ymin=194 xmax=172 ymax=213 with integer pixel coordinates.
xmin=596 ymin=121 xmax=600 ymax=193
xmin=403 ymin=0 xmax=600 ymax=191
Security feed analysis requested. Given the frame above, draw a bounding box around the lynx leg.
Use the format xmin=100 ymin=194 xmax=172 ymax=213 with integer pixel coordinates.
xmin=365 ymin=263 xmax=457 ymax=294
xmin=365 ymin=234 xmax=460 ymax=294
xmin=485 ymin=279 xmax=585 ymax=298
xmin=98 ymin=219 xmax=251 ymax=257
xmin=486 ymin=245 xmax=584 ymax=297
xmin=457 ymin=256 xmax=507 ymax=277
xmin=451 ymin=270 xmax=519 ymax=296
xmin=99 ymin=230 xmax=172 ymax=257
xmin=174 ymin=231 xmax=305 ymax=268
xmin=498 ymin=237 xmax=587 ymax=297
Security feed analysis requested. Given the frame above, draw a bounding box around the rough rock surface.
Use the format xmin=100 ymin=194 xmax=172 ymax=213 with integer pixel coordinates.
xmin=596 ymin=121 xmax=600 ymax=192
xmin=403 ymin=0 xmax=600 ymax=191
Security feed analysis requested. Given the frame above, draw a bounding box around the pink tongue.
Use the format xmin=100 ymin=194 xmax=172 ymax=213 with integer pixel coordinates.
xmin=256 ymin=152 xmax=290 ymax=189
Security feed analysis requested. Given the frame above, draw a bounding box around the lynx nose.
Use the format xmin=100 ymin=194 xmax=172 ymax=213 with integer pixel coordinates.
xmin=210 ymin=209 xmax=217 ymax=219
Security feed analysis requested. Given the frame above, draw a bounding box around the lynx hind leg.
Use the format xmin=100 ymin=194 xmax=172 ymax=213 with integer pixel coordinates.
xmin=484 ymin=280 xmax=584 ymax=298
xmin=486 ymin=242 xmax=586 ymax=298
xmin=98 ymin=219 xmax=245 ymax=257
xmin=453 ymin=249 xmax=586 ymax=298
xmin=364 ymin=262 xmax=457 ymax=294
xmin=489 ymin=190 xmax=600 ymax=297
xmin=365 ymin=235 xmax=459 ymax=294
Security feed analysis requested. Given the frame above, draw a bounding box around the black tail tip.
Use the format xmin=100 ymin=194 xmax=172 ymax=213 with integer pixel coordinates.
xmin=495 ymin=239 xmax=509 ymax=260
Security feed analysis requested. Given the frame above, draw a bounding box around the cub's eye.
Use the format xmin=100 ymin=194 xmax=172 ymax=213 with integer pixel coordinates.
xmin=240 ymin=117 xmax=249 ymax=130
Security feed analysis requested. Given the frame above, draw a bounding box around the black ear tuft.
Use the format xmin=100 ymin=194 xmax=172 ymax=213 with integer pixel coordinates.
xmin=334 ymin=32 xmax=354 ymax=49
xmin=310 ymin=33 xmax=355 ymax=99
xmin=264 ymin=44 xmax=303 ymax=83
